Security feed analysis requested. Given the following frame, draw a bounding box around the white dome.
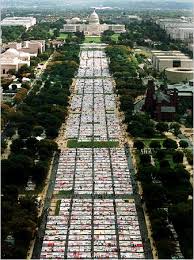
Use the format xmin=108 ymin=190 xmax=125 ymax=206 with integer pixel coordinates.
xmin=89 ymin=10 xmax=100 ymax=24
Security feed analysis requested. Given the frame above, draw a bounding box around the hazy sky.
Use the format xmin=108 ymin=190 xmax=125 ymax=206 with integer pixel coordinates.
xmin=2 ymin=0 xmax=193 ymax=10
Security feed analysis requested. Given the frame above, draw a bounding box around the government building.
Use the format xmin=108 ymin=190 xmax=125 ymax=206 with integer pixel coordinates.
xmin=60 ymin=10 xmax=126 ymax=36
xmin=1 ymin=17 xmax=36 ymax=29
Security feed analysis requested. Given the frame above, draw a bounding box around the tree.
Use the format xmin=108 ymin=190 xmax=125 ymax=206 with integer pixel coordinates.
xmin=137 ymin=165 xmax=157 ymax=182
xmin=133 ymin=140 xmax=144 ymax=150
xmin=184 ymin=149 xmax=193 ymax=165
xmin=149 ymin=140 xmax=161 ymax=149
xmin=156 ymin=239 xmax=176 ymax=259
xmin=143 ymin=183 xmax=167 ymax=208
xmin=139 ymin=154 xmax=151 ymax=165
xmin=18 ymin=124 xmax=32 ymax=138
xmin=2 ymin=154 xmax=34 ymax=185
xmin=173 ymin=151 xmax=184 ymax=163
xmin=6 ymin=127 xmax=16 ymax=138
xmin=32 ymin=161 xmax=49 ymax=185
xmin=155 ymin=149 xmax=166 ymax=160
xmin=144 ymin=126 xmax=155 ymax=137
xmin=25 ymin=137 xmax=38 ymax=152
xmin=179 ymin=140 xmax=189 ymax=148
xmin=46 ymin=127 xmax=59 ymax=138
xmin=10 ymin=139 xmax=25 ymax=153
xmin=152 ymin=219 xmax=172 ymax=240
xmin=156 ymin=122 xmax=169 ymax=133
xmin=22 ymin=82 xmax=31 ymax=90
xmin=160 ymin=160 xmax=170 ymax=168
xmin=2 ymin=185 xmax=19 ymax=202
xmin=170 ymin=122 xmax=181 ymax=136
xmin=37 ymin=139 xmax=58 ymax=159
xmin=169 ymin=200 xmax=193 ymax=259
xmin=1 ymin=140 xmax=7 ymax=153
xmin=33 ymin=126 xmax=44 ymax=136
xmin=14 ymin=88 xmax=28 ymax=104
xmin=163 ymin=138 xmax=178 ymax=149
xmin=174 ymin=166 xmax=190 ymax=183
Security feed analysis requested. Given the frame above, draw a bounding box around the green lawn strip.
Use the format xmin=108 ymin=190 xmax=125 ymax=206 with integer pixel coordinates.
xmin=184 ymin=148 xmax=193 ymax=165
xmin=58 ymin=190 xmax=73 ymax=195
xmin=153 ymin=150 xmax=179 ymax=169
xmin=55 ymin=200 xmax=61 ymax=215
xmin=136 ymin=137 xmax=165 ymax=148
xmin=67 ymin=139 xmax=119 ymax=148
xmin=57 ymin=33 xmax=68 ymax=40
xmin=84 ymin=36 xmax=101 ymax=43
xmin=111 ymin=33 xmax=120 ymax=42
xmin=49 ymin=29 xmax=54 ymax=36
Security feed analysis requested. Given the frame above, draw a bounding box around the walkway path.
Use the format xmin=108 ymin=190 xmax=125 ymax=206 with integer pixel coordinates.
xmin=35 ymin=44 xmax=152 ymax=259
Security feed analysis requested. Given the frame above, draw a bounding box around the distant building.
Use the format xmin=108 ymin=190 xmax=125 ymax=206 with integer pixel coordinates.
xmin=61 ymin=10 xmax=126 ymax=36
xmin=165 ymin=68 xmax=194 ymax=83
xmin=1 ymin=48 xmax=30 ymax=77
xmin=1 ymin=17 xmax=36 ymax=29
xmin=143 ymin=80 xmax=177 ymax=121
xmin=188 ymin=43 xmax=194 ymax=52
xmin=167 ymin=80 xmax=193 ymax=99
xmin=4 ymin=40 xmax=45 ymax=56
xmin=151 ymin=50 xmax=193 ymax=71
xmin=156 ymin=18 xmax=194 ymax=43
xmin=110 ymin=15 xmax=142 ymax=24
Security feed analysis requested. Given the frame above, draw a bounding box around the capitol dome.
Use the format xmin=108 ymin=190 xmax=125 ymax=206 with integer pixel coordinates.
xmin=89 ymin=10 xmax=100 ymax=24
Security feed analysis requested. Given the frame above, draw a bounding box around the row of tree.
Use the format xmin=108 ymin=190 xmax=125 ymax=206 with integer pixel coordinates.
xmin=137 ymin=144 xmax=193 ymax=258
xmin=1 ymin=44 xmax=80 ymax=259
xmin=2 ymin=26 xmax=26 ymax=43
xmin=123 ymin=20 xmax=192 ymax=58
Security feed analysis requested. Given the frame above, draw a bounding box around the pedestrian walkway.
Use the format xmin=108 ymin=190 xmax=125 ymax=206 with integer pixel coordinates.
xmin=38 ymin=44 xmax=150 ymax=259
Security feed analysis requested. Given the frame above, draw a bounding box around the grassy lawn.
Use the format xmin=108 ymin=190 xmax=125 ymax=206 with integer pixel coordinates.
xmin=49 ymin=29 xmax=54 ymax=36
xmin=111 ymin=33 xmax=120 ymax=42
xmin=136 ymin=138 xmax=166 ymax=148
xmin=67 ymin=139 xmax=119 ymax=148
xmin=57 ymin=33 xmax=68 ymax=40
xmin=84 ymin=36 xmax=101 ymax=43
xmin=153 ymin=150 xmax=179 ymax=170
xmin=55 ymin=200 xmax=61 ymax=216
xmin=58 ymin=190 xmax=73 ymax=196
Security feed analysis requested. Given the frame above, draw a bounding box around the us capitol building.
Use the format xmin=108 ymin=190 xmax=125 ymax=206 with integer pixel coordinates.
xmin=60 ymin=10 xmax=126 ymax=36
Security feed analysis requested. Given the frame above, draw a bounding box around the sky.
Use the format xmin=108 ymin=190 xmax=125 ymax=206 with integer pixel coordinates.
xmin=2 ymin=0 xmax=193 ymax=10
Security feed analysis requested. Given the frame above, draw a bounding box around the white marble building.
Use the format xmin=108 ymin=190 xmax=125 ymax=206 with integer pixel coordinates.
xmin=61 ymin=10 xmax=126 ymax=36
xmin=156 ymin=18 xmax=194 ymax=42
xmin=1 ymin=48 xmax=30 ymax=77
xmin=1 ymin=17 xmax=36 ymax=29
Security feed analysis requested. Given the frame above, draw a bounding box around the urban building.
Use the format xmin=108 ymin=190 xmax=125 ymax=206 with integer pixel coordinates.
xmin=4 ymin=40 xmax=45 ymax=56
xmin=156 ymin=18 xmax=194 ymax=42
xmin=151 ymin=50 xmax=193 ymax=71
xmin=1 ymin=17 xmax=36 ymax=29
xmin=143 ymin=80 xmax=177 ymax=121
xmin=60 ymin=10 xmax=126 ymax=36
xmin=110 ymin=15 xmax=142 ymax=24
xmin=1 ymin=48 xmax=30 ymax=77
xmin=167 ymin=80 xmax=193 ymax=99
xmin=188 ymin=43 xmax=194 ymax=52
xmin=165 ymin=68 xmax=194 ymax=83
